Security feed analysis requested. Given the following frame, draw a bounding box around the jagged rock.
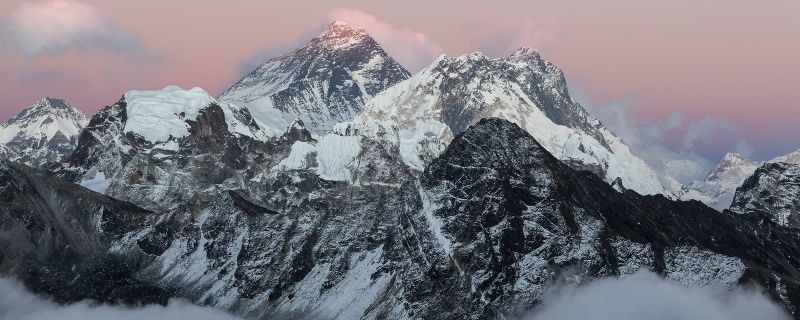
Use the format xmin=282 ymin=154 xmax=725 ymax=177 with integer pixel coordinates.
xmin=351 ymin=49 xmax=666 ymax=195
xmin=0 ymin=98 xmax=87 ymax=168
xmin=730 ymin=162 xmax=800 ymax=228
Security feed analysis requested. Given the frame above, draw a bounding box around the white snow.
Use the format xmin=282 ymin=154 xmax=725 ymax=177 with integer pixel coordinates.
xmin=417 ymin=181 xmax=452 ymax=255
xmin=123 ymin=86 xmax=277 ymax=143
xmin=681 ymin=151 xmax=800 ymax=211
xmin=271 ymin=133 xmax=362 ymax=182
xmin=664 ymin=246 xmax=745 ymax=287
xmin=80 ymin=171 xmax=111 ymax=194
xmin=124 ymin=86 xmax=217 ymax=143
xmin=274 ymin=141 xmax=316 ymax=171
xmin=315 ymin=134 xmax=361 ymax=181
xmin=353 ymin=52 xmax=667 ymax=195
xmin=0 ymin=98 xmax=86 ymax=145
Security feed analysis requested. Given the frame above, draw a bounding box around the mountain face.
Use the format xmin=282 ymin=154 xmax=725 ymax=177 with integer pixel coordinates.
xmin=352 ymin=49 xmax=666 ymax=196
xmin=681 ymin=153 xmax=761 ymax=211
xmin=219 ymin=21 xmax=411 ymax=135
xmin=7 ymin=118 xmax=799 ymax=319
xmin=682 ymin=150 xmax=800 ymax=211
xmin=0 ymin=161 xmax=169 ymax=305
xmin=773 ymin=149 xmax=800 ymax=164
xmin=0 ymin=98 xmax=87 ymax=168
xmin=0 ymin=145 xmax=14 ymax=160
xmin=57 ymin=86 xmax=283 ymax=209
xmin=730 ymin=162 xmax=800 ymax=228
xmin=3 ymin=20 xmax=799 ymax=320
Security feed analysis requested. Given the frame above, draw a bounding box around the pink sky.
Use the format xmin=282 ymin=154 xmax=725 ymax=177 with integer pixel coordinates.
xmin=0 ymin=0 xmax=798 ymax=162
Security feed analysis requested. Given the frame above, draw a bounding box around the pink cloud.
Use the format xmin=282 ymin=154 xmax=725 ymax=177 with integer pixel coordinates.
xmin=461 ymin=8 xmax=557 ymax=57
xmin=5 ymin=0 xmax=148 ymax=58
xmin=326 ymin=8 xmax=444 ymax=72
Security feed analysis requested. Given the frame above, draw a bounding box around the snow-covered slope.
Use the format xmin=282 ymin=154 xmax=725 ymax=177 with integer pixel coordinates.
xmin=680 ymin=153 xmax=760 ymax=211
xmin=681 ymin=150 xmax=800 ymax=211
xmin=772 ymin=149 xmax=800 ymax=164
xmin=10 ymin=119 xmax=800 ymax=319
xmin=219 ymin=21 xmax=410 ymax=135
xmin=124 ymin=86 xmax=276 ymax=143
xmin=352 ymin=49 xmax=666 ymax=195
xmin=58 ymin=86 xmax=280 ymax=208
xmin=730 ymin=162 xmax=800 ymax=228
xmin=0 ymin=98 xmax=87 ymax=168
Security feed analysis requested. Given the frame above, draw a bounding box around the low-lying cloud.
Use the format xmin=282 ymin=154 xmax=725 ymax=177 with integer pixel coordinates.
xmin=4 ymin=0 xmax=150 ymax=58
xmin=528 ymin=271 xmax=789 ymax=320
xmin=0 ymin=278 xmax=242 ymax=320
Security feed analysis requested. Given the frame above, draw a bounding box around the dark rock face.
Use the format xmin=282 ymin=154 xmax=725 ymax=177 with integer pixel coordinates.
xmin=0 ymin=161 xmax=169 ymax=305
xmin=5 ymin=117 xmax=800 ymax=319
xmin=383 ymin=118 xmax=800 ymax=318
xmin=730 ymin=162 xmax=800 ymax=228
xmin=220 ymin=21 xmax=411 ymax=135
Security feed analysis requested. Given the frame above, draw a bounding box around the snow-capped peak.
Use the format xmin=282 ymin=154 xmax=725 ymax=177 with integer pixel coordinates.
xmin=0 ymin=97 xmax=87 ymax=167
xmin=771 ymin=149 xmax=800 ymax=164
xmin=317 ymin=20 xmax=370 ymax=45
xmin=219 ymin=21 xmax=410 ymax=135
xmin=707 ymin=153 xmax=759 ymax=181
xmin=123 ymin=86 xmax=277 ymax=143
xmin=680 ymin=150 xmax=800 ymax=211
xmin=0 ymin=97 xmax=86 ymax=144
xmin=353 ymin=50 xmax=667 ymax=195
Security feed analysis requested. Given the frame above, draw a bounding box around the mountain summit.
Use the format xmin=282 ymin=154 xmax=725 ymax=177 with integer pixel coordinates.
xmin=0 ymin=97 xmax=87 ymax=168
xmin=220 ymin=21 xmax=410 ymax=135
xmin=682 ymin=150 xmax=800 ymax=211
xmin=353 ymin=49 xmax=666 ymax=195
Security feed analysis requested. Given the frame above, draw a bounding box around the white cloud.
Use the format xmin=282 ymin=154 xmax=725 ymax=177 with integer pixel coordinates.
xmin=528 ymin=271 xmax=789 ymax=320
xmin=0 ymin=278 xmax=242 ymax=320
xmin=326 ymin=8 xmax=444 ymax=72
xmin=5 ymin=0 xmax=146 ymax=57
xmin=734 ymin=139 xmax=755 ymax=158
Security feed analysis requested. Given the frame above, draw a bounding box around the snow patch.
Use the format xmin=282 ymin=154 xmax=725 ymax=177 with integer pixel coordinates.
xmin=80 ymin=171 xmax=111 ymax=194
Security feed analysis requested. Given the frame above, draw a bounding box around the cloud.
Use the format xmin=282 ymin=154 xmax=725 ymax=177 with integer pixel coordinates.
xmin=326 ymin=8 xmax=444 ymax=72
xmin=682 ymin=117 xmax=739 ymax=150
xmin=460 ymin=8 xmax=556 ymax=58
xmin=472 ymin=19 xmax=556 ymax=58
xmin=0 ymin=278 xmax=242 ymax=320
xmin=4 ymin=0 xmax=150 ymax=58
xmin=528 ymin=271 xmax=789 ymax=320
xmin=734 ymin=139 xmax=755 ymax=158
xmin=574 ymin=90 xmax=713 ymax=189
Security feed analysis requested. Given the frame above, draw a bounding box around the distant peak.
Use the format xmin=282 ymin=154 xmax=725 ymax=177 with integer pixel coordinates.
xmin=329 ymin=20 xmax=353 ymax=28
xmin=510 ymin=47 xmax=541 ymax=59
xmin=319 ymin=20 xmax=369 ymax=40
xmin=35 ymin=97 xmax=71 ymax=110
xmin=466 ymin=51 xmax=488 ymax=60
xmin=720 ymin=153 xmax=755 ymax=165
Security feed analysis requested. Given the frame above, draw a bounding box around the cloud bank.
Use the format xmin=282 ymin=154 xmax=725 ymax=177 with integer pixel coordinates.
xmin=4 ymin=0 xmax=148 ymax=58
xmin=575 ymin=92 xmax=713 ymax=190
xmin=528 ymin=271 xmax=789 ymax=320
xmin=326 ymin=8 xmax=444 ymax=72
xmin=0 ymin=278 xmax=241 ymax=320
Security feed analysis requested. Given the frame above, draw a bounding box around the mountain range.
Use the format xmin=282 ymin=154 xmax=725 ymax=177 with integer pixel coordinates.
xmin=1 ymin=21 xmax=798 ymax=319
xmin=681 ymin=150 xmax=800 ymax=211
